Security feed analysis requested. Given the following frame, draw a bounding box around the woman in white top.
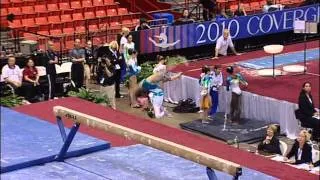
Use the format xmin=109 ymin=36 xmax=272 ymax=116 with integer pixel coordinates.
xmin=119 ymin=27 xmax=130 ymax=83
xmin=124 ymin=34 xmax=135 ymax=64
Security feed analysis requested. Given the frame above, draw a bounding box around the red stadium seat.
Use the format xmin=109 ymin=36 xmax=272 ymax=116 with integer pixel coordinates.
xmin=21 ymin=6 xmax=35 ymax=15
xmin=107 ymin=9 xmax=117 ymax=16
xmin=84 ymin=11 xmax=95 ymax=19
xmin=47 ymin=4 xmax=60 ymax=12
xmin=71 ymin=1 xmax=82 ymax=9
xmin=37 ymin=30 xmax=49 ymax=36
xmin=34 ymin=4 xmax=48 ymax=13
xmin=132 ymin=18 xmax=139 ymax=25
xmin=63 ymin=27 xmax=75 ymax=35
xmin=96 ymin=10 xmax=106 ymax=17
xmin=93 ymin=0 xmax=104 ymax=7
xmin=60 ymin=14 xmax=72 ymax=23
xmin=47 ymin=16 xmax=61 ymax=24
xmin=82 ymin=0 xmax=93 ymax=8
xmin=109 ymin=21 xmax=120 ymax=30
xmin=72 ymin=13 xmax=84 ymax=21
xmin=75 ymin=25 xmax=86 ymax=33
xmin=250 ymin=2 xmax=261 ymax=11
xmin=65 ymin=41 xmax=75 ymax=50
xmin=1 ymin=0 xmax=9 ymax=4
xmin=59 ymin=2 xmax=72 ymax=11
xmin=8 ymin=7 xmax=22 ymax=15
xmin=89 ymin=24 xmax=99 ymax=31
xmin=104 ymin=0 xmax=114 ymax=4
xmin=23 ymin=33 xmax=38 ymax=41
xmin=98 ymin=23 xmax=108 ymax=30
xmin=10 ymin=0 xmax=23 ymax=5
xmin=260 ymin=1 xmax=267 ymax=7
xmin=22 ymin=18 xmax=36 ymax=27
xmin=50 ymin=29 xmax=63 ymax=36
xmin=35 ymin=17 xmax=48 ymax=25
xmin=242 ymin=3 xmax=251 ymax=12
xmin=0 ymin=8 xmax=8 ymax=17
xmin=117 ymin=8 xmax=128 ymax=16
xmin=122 ymin=19 xmax=132 ymax=26
xmin=8 ymin=19 xmax=23 ymax=28
xmin=229 ymin=5 xmax=238 ymax=12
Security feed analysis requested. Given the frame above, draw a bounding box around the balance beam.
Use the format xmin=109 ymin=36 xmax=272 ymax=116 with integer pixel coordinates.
xmin=53 ymin=106 xmax=242 ymax=177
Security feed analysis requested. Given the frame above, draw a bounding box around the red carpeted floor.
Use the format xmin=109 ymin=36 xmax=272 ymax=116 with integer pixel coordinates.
xmin=14 ymin=97 xmax=318 ymax=180
xmin=172 ymin=40 xmax=319 ymax=107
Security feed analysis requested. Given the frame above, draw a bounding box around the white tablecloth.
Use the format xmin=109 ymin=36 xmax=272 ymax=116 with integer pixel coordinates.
xmin=163 ymin=75 xmax=300 ymax=138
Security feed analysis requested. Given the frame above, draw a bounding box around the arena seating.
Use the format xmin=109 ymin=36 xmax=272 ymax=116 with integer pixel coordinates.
xmin=0 ymin=0 xmax=140 ymax=51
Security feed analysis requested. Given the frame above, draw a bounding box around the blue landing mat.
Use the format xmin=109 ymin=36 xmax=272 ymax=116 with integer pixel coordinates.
xmin=237 ymin=48 xmax=319 ymax=69
xmin=2 ymin=144 xmax=277 ymax=180
xmin=0 ymin=107 xmax=110 ymax=173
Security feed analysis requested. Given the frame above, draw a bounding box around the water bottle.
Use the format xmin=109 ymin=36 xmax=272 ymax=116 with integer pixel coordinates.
xmin=234 ymin=136 xmax=239 ymax=149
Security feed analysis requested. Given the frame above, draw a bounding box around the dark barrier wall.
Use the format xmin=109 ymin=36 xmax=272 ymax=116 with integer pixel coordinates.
xmin=137 ymin=4 xmax=320 ymax=54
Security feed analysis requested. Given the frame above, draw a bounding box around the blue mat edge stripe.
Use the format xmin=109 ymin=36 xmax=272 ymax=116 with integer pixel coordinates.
xmin=1 ymin=144 xmax=110 ymax=174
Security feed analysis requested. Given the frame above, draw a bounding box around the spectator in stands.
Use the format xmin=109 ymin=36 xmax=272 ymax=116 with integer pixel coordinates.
xmin=263 ymin=0 xmax=283 ymax=13
xmin=233 ymin=4 xmax=247 ymax=17
xmin=105 ymin=41 xmax=123 ymax=98
xmin=296 ymin=82 xmax=320 ymax=140
xmin=213 ymin=29 xmax=241 ymax=59
xmin=119 ymin=27 xmax=130 ymax=83
xmin=45 ymin=40 xmax=58 ymax=99
xmin=70 ymin=39 xmax=85 ymax=89
xmin=97 ymin=58 xmax=116 ymax=109
xmin=200 ymin=0 xmax=216 ymax=21
xmin=84 ymin=40 xmax=96 ymax=87
xmin=1 ymin=55 xmax=22 ymax=89
xmin=127 ymin=49 xmax=141 ymax=108
xmin=208 ymin=64 xmax=222 ymax=118
xmin=226 ymin=66 xmax=248 ymax=124
xmin=257 ymin=124 xmax=282 ymax=155
xmin=134 ymin=18 xmax=151 ymax=31
xmin=175 ymin=9 xmax=195 ymax=25
xmin=22 ymin=58 xmax=42 ymax=102
xmin=124 ymin=34 xmax=135 ymax=63
xmin=284 ymin=130 xmax=312 ymax=164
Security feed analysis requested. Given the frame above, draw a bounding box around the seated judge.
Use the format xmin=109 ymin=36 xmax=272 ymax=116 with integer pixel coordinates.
xmin=284 ymin=130 xmax=312 ymax=165
xmin=296 ymin=82 xmax=320 ymax=140
xmin=213 ymin=29 xmax=241 ymax=59
xmin=257 ymin=124 xmax=281 ymax=155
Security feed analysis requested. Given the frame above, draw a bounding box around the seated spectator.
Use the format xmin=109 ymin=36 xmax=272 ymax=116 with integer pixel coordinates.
xmin=1 ymin=55 xmax=22 ymax=89
xmin=284 ymin=130 xmax=312 ymax=165
xmin=233 ymin=4 xmax=247 ymax=17
xmin=134 ymin=18 xmax=150 ymax=31
xmin=175 ymin=9 xmax=195 ymax=25
xmin=263 ymin=0 xmax=283 ymax=13
xmin=295 ymin=82 xmax=319 ymax=140
xmin=257 ymin=124 xmax=281 ymax=155
xmin=22 ymin=58 xmax=42 ymax=102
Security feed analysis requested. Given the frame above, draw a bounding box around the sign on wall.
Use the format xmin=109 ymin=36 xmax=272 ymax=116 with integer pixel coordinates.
xmin=139 ymin=4 xmax=320 ymax=54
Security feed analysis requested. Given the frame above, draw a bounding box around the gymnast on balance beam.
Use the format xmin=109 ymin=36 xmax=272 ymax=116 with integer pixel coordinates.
xmin=136 ymin=58 xmax=182 ymax=119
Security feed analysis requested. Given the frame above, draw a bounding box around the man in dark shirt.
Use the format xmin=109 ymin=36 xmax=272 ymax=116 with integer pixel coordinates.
xmin=134 ymin=18 xmax=151 ymax=31
xmin=45 ymin=40 xmax=59 ymax=99
xmin=97 ymin=58 xmax=116 ymax=109
xmin=69 ymin=39 xmax=85 ymax=89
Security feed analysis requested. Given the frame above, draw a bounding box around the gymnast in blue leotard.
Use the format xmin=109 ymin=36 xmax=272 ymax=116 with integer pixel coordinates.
xmin=127 ymin=49 xmax=141 ymax=108
xmin=138 ymin=56 xmax=182 ymax=118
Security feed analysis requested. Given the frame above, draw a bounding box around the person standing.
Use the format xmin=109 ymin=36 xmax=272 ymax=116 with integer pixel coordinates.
xmin=105 ymin=41 xmax=123 ymax=98
xmin=97 ymin=58 xmax=116 ymax=109
xmin=226 ymin=66 xmax=248 ymax=124
xmin=127 ymin=49 xmax=141 ymax=108
xmin=70 ymin=39 xmax=85 ymax=89
xmin=119 ymin=27 xmax=130 ymax=83
xmin=209 ymin=64 xmax=223 ymax=118
xmin=296 ymin=82 xmax=320 ymax=140
xmin=45 ymin=40 xmax=58 ymax=99
xmin=123 ymin=34 xmax=135 ymax=64
xmin=84 ymin=40 xmax=96 ymax=86
xmin=199 ymin=0 xmax=216 ymax=21
xmin=213 ymin=29 xmax=241 ymax=59
xmin=199 ymin=66 xmax=212 ymax=123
